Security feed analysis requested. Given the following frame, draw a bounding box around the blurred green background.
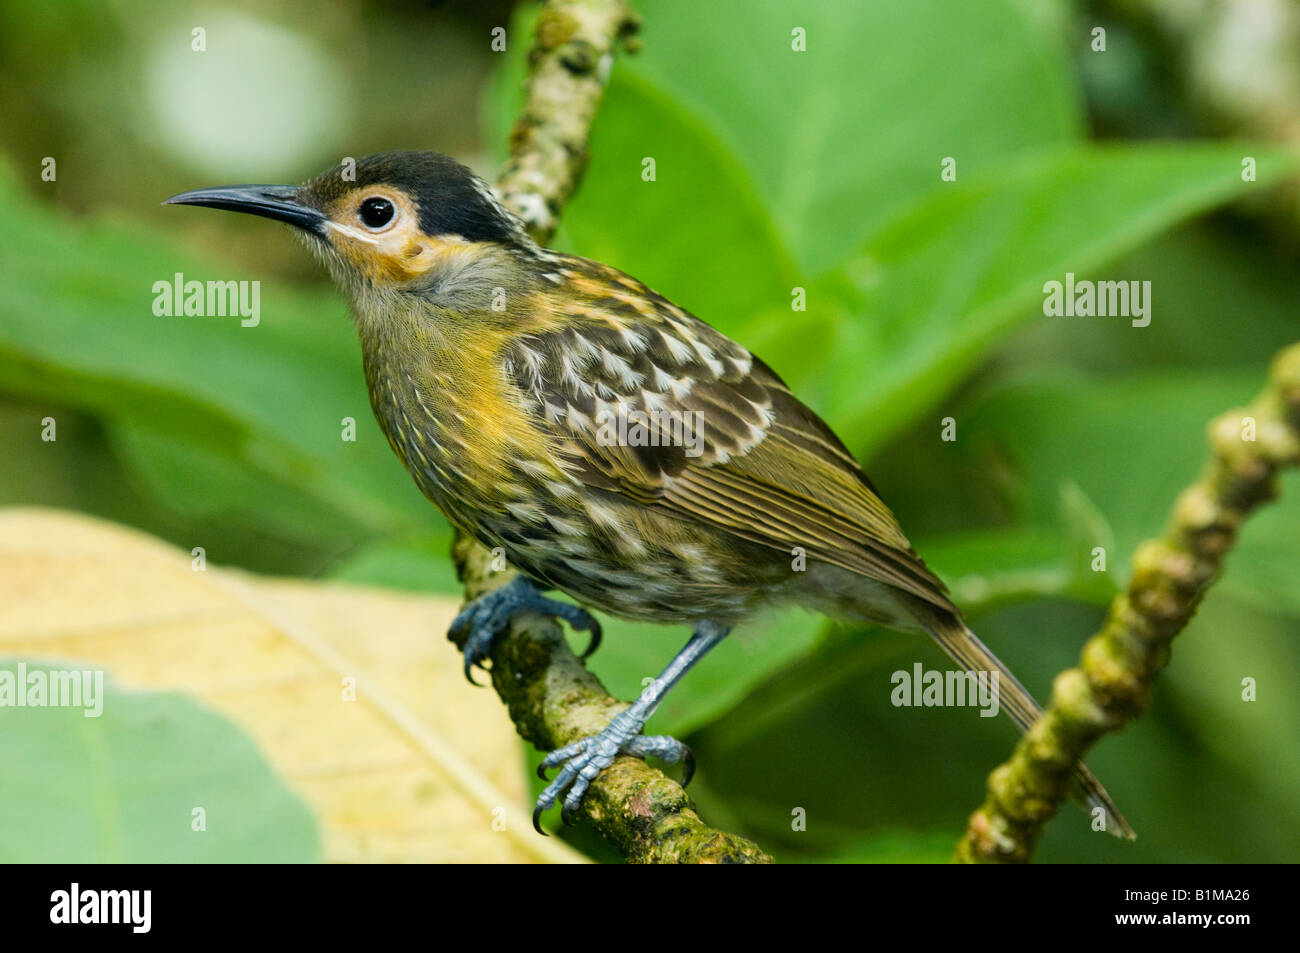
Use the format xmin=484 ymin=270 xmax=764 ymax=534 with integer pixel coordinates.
xmin=1 ymin=0 xmax=1298 ymax=862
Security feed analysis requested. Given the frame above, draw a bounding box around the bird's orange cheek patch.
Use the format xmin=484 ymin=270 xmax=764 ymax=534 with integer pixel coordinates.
xmin=339 ymin=237 xmax=450 ymax=283
xmin=386 ymin=239 xmax=444 ymax=281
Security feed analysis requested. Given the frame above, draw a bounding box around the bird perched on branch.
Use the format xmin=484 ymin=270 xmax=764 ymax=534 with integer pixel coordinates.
xmin=167 ymin=151 xmax=1133 ymax=838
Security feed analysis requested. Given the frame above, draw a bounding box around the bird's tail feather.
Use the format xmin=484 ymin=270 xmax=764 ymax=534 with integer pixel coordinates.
xmin=924 ymin=615 xmax=1136 ymax=840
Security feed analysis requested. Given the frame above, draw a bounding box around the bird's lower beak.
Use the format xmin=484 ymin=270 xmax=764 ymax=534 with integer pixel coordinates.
xmin=163 ymin=184 xmax=326 ymax=234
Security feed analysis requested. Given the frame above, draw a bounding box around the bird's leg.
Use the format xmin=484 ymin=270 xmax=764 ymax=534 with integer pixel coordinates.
xmin=449 ymin=575 xmax=601 ymax=684
xmin=533 ymin=620 xmax=730 ymax=833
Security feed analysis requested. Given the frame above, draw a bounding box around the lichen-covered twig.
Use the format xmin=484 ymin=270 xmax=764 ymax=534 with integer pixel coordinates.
xmin=956 ymin=341 xmax=1300 ymax=863
xmin=497 ymin=0 xmax=643 ymax=244
xmin=447 ymin=0 xmax=773 ymax=864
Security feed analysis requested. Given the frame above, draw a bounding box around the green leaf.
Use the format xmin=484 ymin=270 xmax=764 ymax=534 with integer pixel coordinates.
xmin=1163 ymin=596 xmax=1300 ymax=810
xmin=920 ymin=521 xmax=1118 ymax=617
xmin=627 ymin=0 xmax=1082 ymax=272
xmin=0 ymin=661 xmax=318 ymax=862
xmin=962 ymin=366 xmax=1300 ymax=615
xmin=999 ymin=223 xmax=1300 ymax=374
xmin=1057 ymin=480 xmax=1120 ymax=600
xmin=108 ymin=421 xmax=367 ymax=548
xmin=808 ymin=145 xmax=1300 ymax=453
xmin=323 ymin=533 xmax=462 ymax=595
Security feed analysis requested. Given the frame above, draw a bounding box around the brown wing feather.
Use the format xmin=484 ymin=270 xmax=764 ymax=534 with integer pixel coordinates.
xmin=507 ymin=255 xmax=955 ymax=613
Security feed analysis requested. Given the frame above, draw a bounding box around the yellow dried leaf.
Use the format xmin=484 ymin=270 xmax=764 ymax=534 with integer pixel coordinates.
xmin=0 ymin=507 xmax=584 ymax=864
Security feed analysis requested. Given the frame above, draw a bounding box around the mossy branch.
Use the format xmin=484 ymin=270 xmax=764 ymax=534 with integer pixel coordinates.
xmin=956 ymin=341 xmax=1300 ymax=863
xmin=447 ymin=0 xmax=773 ymax=864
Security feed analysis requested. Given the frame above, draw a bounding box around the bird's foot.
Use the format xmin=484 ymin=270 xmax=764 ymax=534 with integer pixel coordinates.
xmin=533 ymin=707 xmax=693 ymax=833
xmin=448 ymin=576 xmax=601 ymax=684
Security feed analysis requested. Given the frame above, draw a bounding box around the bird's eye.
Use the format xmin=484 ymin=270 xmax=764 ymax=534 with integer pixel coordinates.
xmin=358 ymin=196 xmax=396 ymax=230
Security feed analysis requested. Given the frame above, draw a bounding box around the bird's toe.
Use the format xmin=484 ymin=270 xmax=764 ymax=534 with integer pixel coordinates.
xmin=532 ymin=725 xmax=691 ymax=830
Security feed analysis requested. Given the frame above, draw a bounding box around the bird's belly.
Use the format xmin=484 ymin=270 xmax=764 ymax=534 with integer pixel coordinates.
xmin=476 ymin=499 xmax=782 ymax=625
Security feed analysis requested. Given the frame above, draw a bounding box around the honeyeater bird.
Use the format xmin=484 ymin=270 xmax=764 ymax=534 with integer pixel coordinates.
xmin=166 ymin=150 xmax=1133 ymax=838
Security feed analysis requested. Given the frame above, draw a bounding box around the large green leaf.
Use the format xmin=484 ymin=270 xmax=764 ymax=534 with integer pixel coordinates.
xmin=1162 ymin=596 xmax=1300 ymax=811
xmin=962 ymin=367 xmax=1300 ymax=616
xmin=807 ymin=146 xmax=1300 ymax=452
xmin=999 ymin=223 xmax=1300 ymax=375
xmin=323 ymin=532 xmax=464 ymax=596
xmin=626 ymin=0 xmax=1082 ymax=272
xmin=0 ymin=662 xmax=318 ymax=862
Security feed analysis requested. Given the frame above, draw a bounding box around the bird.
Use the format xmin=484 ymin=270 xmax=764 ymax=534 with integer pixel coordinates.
xmin=166 ymin=150 xmax=1134 ymax=839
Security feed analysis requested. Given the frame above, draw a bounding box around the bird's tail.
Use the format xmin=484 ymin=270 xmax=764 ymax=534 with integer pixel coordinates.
xmin=924 ymin=614 xmax=1136 ymax=840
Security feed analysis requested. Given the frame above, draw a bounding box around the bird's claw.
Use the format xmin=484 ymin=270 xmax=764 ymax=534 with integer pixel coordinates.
xmin=532 ymin=724 xmax=692 ymax=834
xmin=449 ymin=576 xmax=601 ymax=684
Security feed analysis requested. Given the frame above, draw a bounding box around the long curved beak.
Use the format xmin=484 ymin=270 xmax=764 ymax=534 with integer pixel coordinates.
xmin=163 ymin=184 xmax=325 ymax=234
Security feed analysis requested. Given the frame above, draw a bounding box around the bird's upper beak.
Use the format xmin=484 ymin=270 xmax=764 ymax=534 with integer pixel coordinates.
xmin=163 ymin=184 xmax=326 ymax=234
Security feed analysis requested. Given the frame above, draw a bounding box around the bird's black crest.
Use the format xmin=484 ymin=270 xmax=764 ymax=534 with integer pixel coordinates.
xmin=304 ymin=150 xmax=526 ymax=245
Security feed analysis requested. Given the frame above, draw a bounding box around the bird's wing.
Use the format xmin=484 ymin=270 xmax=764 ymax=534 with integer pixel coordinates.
xmin=505 ymin=256 xmax=954 ymax=612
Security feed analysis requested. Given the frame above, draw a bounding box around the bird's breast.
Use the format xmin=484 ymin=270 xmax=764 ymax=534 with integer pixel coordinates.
xmin=358 ymin=318 xmax=563 ymax=523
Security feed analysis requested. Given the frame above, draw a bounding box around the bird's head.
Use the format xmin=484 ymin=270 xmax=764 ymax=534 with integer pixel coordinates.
xmin=164 ymin=150 xmax=537 ymax=294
